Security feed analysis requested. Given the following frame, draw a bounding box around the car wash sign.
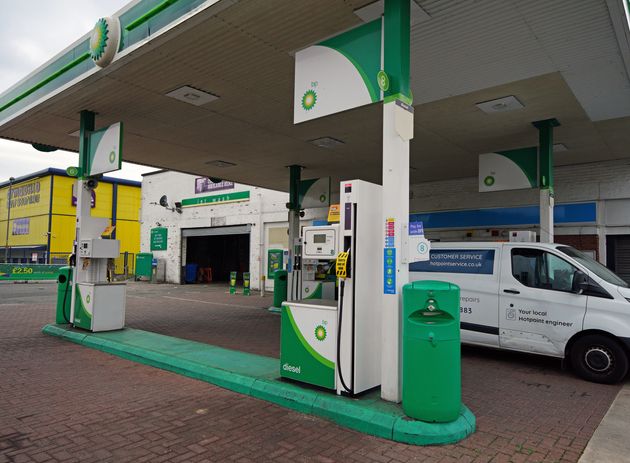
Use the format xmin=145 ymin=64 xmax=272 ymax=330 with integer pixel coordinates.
xmin=294 ymin=19 xmax=383 ymax=124
xmin=479 ymin=147 xmax=538 ymax=192
xmin=86 ymin=122 xmax=123 ymax=176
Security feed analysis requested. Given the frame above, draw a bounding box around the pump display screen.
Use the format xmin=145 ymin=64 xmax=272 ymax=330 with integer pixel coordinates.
xmin=313 ymin=234 xmax=327 ymax=244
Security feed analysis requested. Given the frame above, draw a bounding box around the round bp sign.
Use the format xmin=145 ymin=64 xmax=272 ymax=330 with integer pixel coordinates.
xmin=90 ymin=17 xmax=121 ymax=67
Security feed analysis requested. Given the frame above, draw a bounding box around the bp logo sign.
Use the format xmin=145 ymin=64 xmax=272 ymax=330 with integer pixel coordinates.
xmin=302 ymin=90 xmax=317 ymax=111
xmin=109 ymin=150 xmax=116 ymax=164
xmin=483 ymin=175 xmax=495 ymax=186
xmin=314 ymin=324 xmax=327 ymax=341
xmin=90 ymin=17 xmax=121 ymax=67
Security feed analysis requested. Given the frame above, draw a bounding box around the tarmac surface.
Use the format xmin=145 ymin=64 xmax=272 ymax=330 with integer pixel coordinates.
xmin=0 ymin=281 xmax=624 ymax=462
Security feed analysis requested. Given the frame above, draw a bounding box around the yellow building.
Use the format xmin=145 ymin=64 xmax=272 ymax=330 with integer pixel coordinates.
xmin=0 ymin=168 xmax=141 ymax=270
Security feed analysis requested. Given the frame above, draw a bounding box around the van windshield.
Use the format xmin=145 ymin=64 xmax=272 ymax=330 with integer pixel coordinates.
xmin=558 ymin=246 xmax=628 ymax=288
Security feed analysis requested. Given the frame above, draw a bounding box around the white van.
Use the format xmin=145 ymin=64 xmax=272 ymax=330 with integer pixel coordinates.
xmin=409 ymin=242 xmax=630 ymax=384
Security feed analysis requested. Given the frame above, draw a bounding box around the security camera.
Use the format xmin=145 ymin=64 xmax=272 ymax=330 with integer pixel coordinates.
xmin=174 ymin=202 xmax=183 ymax=214
xmin=299 ymin=210 xmax=305 ymax=218
xmin=85 ymin=178 xmax=99 ymax=190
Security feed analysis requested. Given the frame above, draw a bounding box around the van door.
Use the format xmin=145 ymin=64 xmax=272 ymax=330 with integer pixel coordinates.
xmin=498 ymin=247 xmax=586 ymax=356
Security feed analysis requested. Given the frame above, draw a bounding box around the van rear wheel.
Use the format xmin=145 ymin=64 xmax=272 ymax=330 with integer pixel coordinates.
xmin=570 ymin=335 xmax=629 ymax=384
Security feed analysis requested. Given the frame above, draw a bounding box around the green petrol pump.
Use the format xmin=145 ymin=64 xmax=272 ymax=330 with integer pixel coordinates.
xmin=402 ymin=280 xmax=461 ymax=422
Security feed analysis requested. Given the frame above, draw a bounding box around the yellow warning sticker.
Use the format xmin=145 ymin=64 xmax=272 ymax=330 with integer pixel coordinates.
xmin=336 ymin=251 xmax=349 ymax=278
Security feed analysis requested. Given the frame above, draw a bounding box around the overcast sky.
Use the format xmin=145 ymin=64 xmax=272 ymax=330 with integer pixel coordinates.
xmin=0 ymin=0 xmax=156 ymax=183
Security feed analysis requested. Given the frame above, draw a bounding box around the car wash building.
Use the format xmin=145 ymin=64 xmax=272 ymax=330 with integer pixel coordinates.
xmin=141 ymin=170 xmax=328 ymax=287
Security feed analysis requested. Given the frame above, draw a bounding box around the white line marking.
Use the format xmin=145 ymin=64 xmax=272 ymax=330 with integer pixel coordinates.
xmin=161 ymin=295 xmax=260 ymax=310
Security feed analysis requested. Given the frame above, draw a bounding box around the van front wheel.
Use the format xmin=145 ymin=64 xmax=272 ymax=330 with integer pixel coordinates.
xmin=570 ymin=335 xmax=629 ymax=384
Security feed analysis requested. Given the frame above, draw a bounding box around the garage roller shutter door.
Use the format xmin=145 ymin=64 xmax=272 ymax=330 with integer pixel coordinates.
xmin=615 ymin=237 xmax=630 ymax=284
xmin=182 ymin=225 xmax=251 ymax=238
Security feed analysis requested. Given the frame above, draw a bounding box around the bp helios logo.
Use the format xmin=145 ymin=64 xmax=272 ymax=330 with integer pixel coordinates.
xmin=314 ymin=324 xmax=327 ymax=341
xmin=89 ymin=17 xmax=121 ymax=68
xmin=282 ymin=363 xmax=301 ymax=374
xmin=484 ymin=175 xmax=495 ymax=186
xmin=90 ymin=18 xmax=109 ymax=63
xmin=302 ymin=89 xmax=317 ymax=111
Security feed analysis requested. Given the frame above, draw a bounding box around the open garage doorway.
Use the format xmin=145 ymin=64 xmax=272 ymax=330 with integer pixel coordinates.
xmin=183 ymin=225 xmax=250 ymax=284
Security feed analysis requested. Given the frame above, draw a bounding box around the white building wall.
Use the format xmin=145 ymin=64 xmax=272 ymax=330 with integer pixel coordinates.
xmin=410 ymin=159 xmax=630 ymax=212
xmin=141 ymin=171 xmax=327 ymax=287
xmin=410 ymin=159 xmax=630 ymax=265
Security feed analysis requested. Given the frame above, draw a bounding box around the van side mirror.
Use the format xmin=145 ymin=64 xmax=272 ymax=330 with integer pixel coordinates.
xmin=573 ymin=270 xmax=588 ymax=294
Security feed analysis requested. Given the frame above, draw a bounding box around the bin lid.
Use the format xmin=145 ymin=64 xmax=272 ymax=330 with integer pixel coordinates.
xmin=404 ymin=280 xmax=459 ymax=292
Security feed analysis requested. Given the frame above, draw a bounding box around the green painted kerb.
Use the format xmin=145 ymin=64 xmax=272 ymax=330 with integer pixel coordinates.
xmin=42 ymin=324 xmax=475 ymax=445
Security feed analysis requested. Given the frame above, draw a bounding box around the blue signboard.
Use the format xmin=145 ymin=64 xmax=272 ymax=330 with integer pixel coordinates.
xmin=409 ymin=221 xmax=424 ymax=236
xmin=409 ymin=202 xmax=596 ymax=229
xmin=410 ymin=249 xmax=495 ymax=275
xmin=384 ymin=248 xmax=396 ymax=294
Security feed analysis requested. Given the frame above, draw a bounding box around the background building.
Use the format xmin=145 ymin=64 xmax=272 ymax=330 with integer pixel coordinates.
xmin=141 ymin=171 xmax=328 ymax=288
xmin=0 ymin=168 xmax=141 ymax=270
xmin=410 ymin=159 xmax=630 ymax=283
xmin=142 ymin=159 xmax=630 ymax=287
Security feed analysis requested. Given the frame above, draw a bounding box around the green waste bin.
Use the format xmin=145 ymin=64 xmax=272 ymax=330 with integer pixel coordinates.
xmin=273 ymin=270 xmax=288 ymax=309
xmin=402 ymin=280 xmax=461 ymax=422
xmin=55 ymin=266 xmax=73 ymax=324
xmin=135 ymin=253 xmax=153 ymax=281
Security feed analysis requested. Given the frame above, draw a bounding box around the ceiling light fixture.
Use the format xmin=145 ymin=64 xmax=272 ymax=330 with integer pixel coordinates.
xmin=309 ymin=137 xmax=345 ymax=149
xmin=166 ymin=85 xmax=219 ymax=106
xmin=553 ymin=143 xmax=568 ymax=152
xmin=476 ymin=95 xmax=524 ymax=114
xmin=205 ymin=160 xmax=236 ymax=168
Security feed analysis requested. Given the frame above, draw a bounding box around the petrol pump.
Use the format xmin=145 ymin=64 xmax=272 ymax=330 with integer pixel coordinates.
xmin=67 ymin=117 xmax=126 ymax=332
xmin=280 ymin=179 xmax=382 ymax=396
xmin=70 ymin=177 xmax=126 ymax=332
xmin=300 ymin=224 xmax=338 ymax=300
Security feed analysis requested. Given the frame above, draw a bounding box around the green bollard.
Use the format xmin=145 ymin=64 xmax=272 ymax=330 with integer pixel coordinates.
xmin=402 ymin=280 xmax=461 ymax=423
xmin=229 ymin=271 xmax=237 ymax=294
xmin=243 ymin=272 xmax=250 ymax=296
xmin=272 ymin=270 xmax=288 ymax=309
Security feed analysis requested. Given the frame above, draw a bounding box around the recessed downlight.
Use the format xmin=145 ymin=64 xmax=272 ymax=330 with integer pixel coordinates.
xmin=476 ymin=96 xmax=524 ymax=114
xmin=205 ymin=160 xmax=236 ymax=168
xmin=310 ymin=137 xmax=345 ymax=149
xmin=166 ymin=85 xmax=219 ymax=106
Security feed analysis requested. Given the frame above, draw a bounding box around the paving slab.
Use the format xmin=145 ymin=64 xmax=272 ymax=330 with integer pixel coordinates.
xmin=579 ymin=383 xmax=630 ymax=462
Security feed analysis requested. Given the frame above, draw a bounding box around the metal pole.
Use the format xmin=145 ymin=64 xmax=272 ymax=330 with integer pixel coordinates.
xmin=287 ymin=165 xmax=302 ymax=300
xmin=4 ymin=177 xmax=15 ymax=263
xmin=532 ymin=118 xmax=560 ymax=243
xmin=381 ymin=0 xmax=411 ymax=403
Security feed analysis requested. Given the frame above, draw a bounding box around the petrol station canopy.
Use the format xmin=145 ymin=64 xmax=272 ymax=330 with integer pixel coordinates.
xmin=1 ymin=0 xmax=630 ymax=191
